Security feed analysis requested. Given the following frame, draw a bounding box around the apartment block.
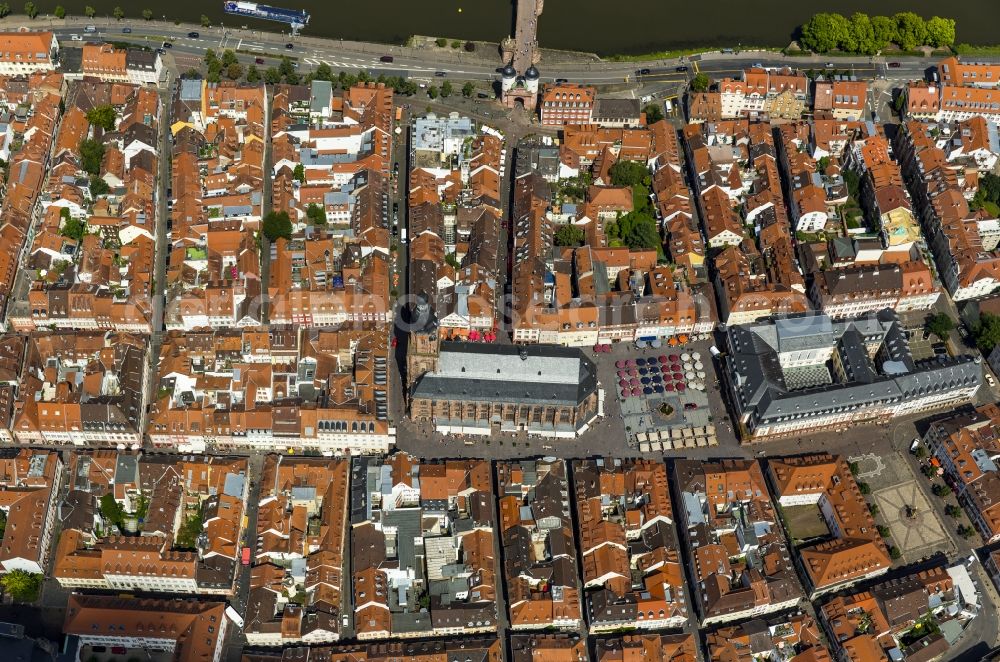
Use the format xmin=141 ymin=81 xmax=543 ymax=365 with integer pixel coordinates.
xmin=721 ymin=312 xmax=981 ymax=441
xmin=53 ymin=451 xmax=248 ymax=594
xmin=349 ymin=455 xmax=498 ymax=640
xmin=767 ymin=454 xmax=891 ymax=598
xmin=11 ymin=332 xmax=146 ymax=446
xmin=167 ymin=80 xmax=267 ymax=330
xmin=242 ymin=637 xmax=502 ymax=662
xmin=244 ymin=455 xmax=349 ymax=646
xmin=11 ymin=80 xmax=160 ymax=332
xmin=0 ymin=75 xmax=62 ymax=324
xmin=269 ymin=82 xmax=395 ymax=328
xmin=0 ymin=449 xmax=61 ymax=575
xmin=148 ymin=327 xmax=392 ymax=455
xmin=81 ymin=42 xmax=162 ymax=85
xmin=819 ymin=563 xmax=978 ymax=662
xmin=497 ymin=458 xmax=582 ymax=630
xmin=511 ymin=633 xmax=587 ymax=662
xmin=895 ymin=120 xmax=1000 ymax=301
xmin=540 ymin=84 xmax=596 ymax=126
xmin=673 ymin=459 xmax=804 ymax=625
xmin=923 ymin=403 xmax=1000 ymax=543
xmin=0 ymin=32 xmax=58 ymax=75
xmin=63 ymin=595 xmax=227 ymax=662
xmin=573 ymin=458 xmax=689 ymax=631
xmin=594 ymin=633 xmax=698 ymax=662
xmin=704 ymin=611 xmax=830 ymax=661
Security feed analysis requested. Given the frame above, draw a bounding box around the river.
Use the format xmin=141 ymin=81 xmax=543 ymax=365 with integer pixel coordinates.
xmin=46 ymin=0 xmax=998 ymax=55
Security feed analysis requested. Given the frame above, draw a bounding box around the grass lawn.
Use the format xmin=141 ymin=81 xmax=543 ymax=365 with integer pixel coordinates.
xmin=783 ymin=504 xmax=830 ymax=543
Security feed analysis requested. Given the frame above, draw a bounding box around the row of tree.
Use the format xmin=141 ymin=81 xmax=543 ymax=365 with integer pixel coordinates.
xmin=800 ymin=12 xmax=956 ymax=54
xmin=0 ymin=3 xmax=150 ymax=20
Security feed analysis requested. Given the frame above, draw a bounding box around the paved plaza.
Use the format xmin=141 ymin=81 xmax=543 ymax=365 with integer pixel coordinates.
xmin=872 ymin=479 xmax=953 ymax=563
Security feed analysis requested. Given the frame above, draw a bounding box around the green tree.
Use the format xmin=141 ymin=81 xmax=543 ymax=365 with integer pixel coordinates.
xmin=264 ymin=67 xmax=282 ymax=84
xmin=278 ymin=57 xmax=295 ymax=79
xmin=90 ymin=175 xmax=110 ymax=196
xmin=440 ymin=80 xmax=453 ymax=97
xmin=200 ymin=14 xmax=211 ymax=27
xmin=889 ymin=546 xmax=902 ymax=560
xmin=246 ymin=64 xmax=260 ymax=83
xmin=925 ymin=16 xmax=956 ymax=48
xmin=23 ymin=1 xmax=36 ymax=18
xmin=176 ymin=509 xmax=204 ymax=550
xmin=262 ymin=211 xmax=293 ymax=241
xmin=221 ymin=49 xmax=238 ymax=68
xmin=112 ymin=6 xmax=124 ymax=20
xmin=306 ymin=204 xmax=326 ymax=225
xmin=690 ymin=73 xmax=710 ymax=92
xmin=975 ymin=312 xmax=1000 ymax=353
xmin=427 ymin=85 xmax=439 ymax=99
xmin=203 ymin=48 xmax=218 ymax=67
xmin=60 ymin=217 xmax=87 ymax=242
xmin=610 ymin=160 xmax=649 ymax=188
xmin=925 ymin=313 xmax=955 ymax=340
xmin=894 ymin=12 xmax=928 ymax=50
xmin=292 ymin=163 xmax=305 ymax=183
xmin=877 ymin=524 xmax=890 ymax=537
xmin=314 ymin=62 xmax=333 ymax=81
xmin=99 ymin=493 xmax=125 ymax=528
xmin=848 ymin=13 xmax=878 ymax=55
xmin=869 ymin=503 xmax=880 ymax=516
xmin=435 ymin=37 xmax=447 ymax=47
xmin=86 ymin=104 xmax=116 ymax=131
xmin=800 ymin=12 xmax=851 ymax=53
xmin=945 ymin=504 xmax=963 ymax=518
xmin=871 ymin=15 xmax=897 ymax=49
xmin=142 ymin=8 xmax=153 ymax=20
xmin=0 ymin=4 xmax=10 ymax=18
xmin=450 ymin=39 xmax=461 ymax=49
xmin=462 ymin=81 xmax=475 ymax=98
xmin=644 ymin=103 xmax=664 ymax=124
xmin=53 ymin=5 xmax=64 ymax=18
xmin=226 ymin=63 xmax=244 ymax=80
xmin=932 ymin=483 xmax=951 ymax=497
xmin=554 ymin=224 xmax=585 ymax=247
xmin=79 ymin=138 xmax=105 ymax=175
xmin=84 ymin=5 xmax=95 ymax=18
xmin=610 ymin=212 xmax=662 ymax=253
xmin=914 ymin=445 xmax=928 ymax=459
xmin=1 ymin=570 xmax=41 ymax=603
xmin=858 ymin=481 xmax=872 ymax=495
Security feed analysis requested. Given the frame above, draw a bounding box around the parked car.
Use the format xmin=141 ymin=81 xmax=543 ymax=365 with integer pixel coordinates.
xmin=70 ymin=34 xmax=83 ymax=41
xmin=477 ymin=92 xmax=490 ymax=99
xmin=752 ymin=62 xmax=763 ymax=68
xmin=888 ymin=62 xmax=901 ymax=68
xmin=555 ymin=78 xmax=568 ymax=83
xmin=825 ymin=62 xmax=835 ymax=67
xmin=987 ymin=372 xmax=996 ymax=388
xmin=684 ymin=403 xmax=698 ymax=411
xmin=380 ymin=55 xmax=394 ymax=63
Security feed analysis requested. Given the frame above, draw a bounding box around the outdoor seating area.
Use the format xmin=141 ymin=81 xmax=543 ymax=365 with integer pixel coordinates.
xmin=637 ymin=425 xmax=718 ymax=452
xmin=615 ymin=352 xmax=708 ymax=399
